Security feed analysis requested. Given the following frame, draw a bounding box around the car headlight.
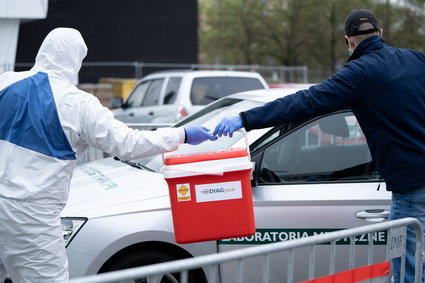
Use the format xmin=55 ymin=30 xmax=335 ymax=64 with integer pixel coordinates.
xmin=61 ymin=217 xmax=87 ymax=247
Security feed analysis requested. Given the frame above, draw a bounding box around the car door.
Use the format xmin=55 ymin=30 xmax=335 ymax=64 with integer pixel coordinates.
xmin=152 ymin=76 xmax=185 ymax=123
xmin=218 ymin=110 xmax=391 ymax=283
xmin=113 ymin=78 xmax=165 ymax=126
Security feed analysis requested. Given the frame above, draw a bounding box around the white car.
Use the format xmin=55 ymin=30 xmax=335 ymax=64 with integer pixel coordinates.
xmin=63 ymin=86 xmax=391 ymax=282
xmin=111 ymin=70 xmax=268 ymax=129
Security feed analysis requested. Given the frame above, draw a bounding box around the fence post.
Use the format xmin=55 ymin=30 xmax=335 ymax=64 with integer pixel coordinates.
xmin=135 ymin=62 xmax=144 ymax=79
xmin=303 ymin=66 xmax=308 ymax=83
xmin=414 ymin=219 xmax=424 ymax=283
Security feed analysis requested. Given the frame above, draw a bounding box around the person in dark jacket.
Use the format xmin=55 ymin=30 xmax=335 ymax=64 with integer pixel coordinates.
xmin=214 ymin=9 xmax=425 ymax=282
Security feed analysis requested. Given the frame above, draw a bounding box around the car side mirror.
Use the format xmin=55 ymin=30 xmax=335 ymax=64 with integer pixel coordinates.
xmin=111 ymin=97 xmax=123 ymax=109
xmin=251 ymin=160 xmax=259 ymax=188
xmin=251 ymin=170 xmax=258 ymax=188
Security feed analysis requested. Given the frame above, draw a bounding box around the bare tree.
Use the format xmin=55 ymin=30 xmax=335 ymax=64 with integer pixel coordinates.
xmin=199 ymin=0 xmax=425 ymax=81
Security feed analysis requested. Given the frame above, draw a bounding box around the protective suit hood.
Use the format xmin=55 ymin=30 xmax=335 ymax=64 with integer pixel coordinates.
xmin=32 ymin=28 xmax=87 ymax=85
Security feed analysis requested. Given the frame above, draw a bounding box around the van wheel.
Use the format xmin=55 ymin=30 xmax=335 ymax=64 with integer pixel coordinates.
xmin=100 ymin=250 xmax=207 ymax=283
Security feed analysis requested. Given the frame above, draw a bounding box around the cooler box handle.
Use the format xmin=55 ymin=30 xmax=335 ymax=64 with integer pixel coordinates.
xmin=162 ymin=128 xmax=250 ymax=164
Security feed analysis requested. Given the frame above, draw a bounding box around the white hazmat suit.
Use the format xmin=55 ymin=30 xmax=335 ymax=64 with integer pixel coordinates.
xmin=0 ymin=28 xmax=212 ymax=282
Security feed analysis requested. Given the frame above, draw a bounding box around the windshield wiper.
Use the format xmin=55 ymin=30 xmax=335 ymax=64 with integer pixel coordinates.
xmin=113 ymin=156 xmax=155 ymax=172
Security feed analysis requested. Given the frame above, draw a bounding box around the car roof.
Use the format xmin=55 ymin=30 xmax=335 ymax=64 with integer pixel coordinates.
xmin=140 ymin=69 xmax=264 ymax=80
xmin=226 ymin=84 xmax=315 ymax=103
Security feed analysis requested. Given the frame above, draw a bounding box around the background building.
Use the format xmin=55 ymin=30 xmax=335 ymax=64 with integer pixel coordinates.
xmin=0 ymin=0 xmax=47 ymax=74
xmin=15 ymin=0 xmax=199 ymax=82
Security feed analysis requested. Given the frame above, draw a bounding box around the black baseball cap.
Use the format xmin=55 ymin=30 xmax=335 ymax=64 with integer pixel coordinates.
xmin=345 ymin=9 xmax=381 ymax=36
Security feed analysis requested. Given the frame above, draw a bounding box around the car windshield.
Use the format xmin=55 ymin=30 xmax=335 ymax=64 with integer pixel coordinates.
xmin=132 ymin=98 xmax=263 ymax=170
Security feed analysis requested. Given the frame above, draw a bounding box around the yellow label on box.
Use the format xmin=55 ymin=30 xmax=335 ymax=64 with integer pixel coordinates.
xmin=177 ymin=183 xmax=191 ymax=202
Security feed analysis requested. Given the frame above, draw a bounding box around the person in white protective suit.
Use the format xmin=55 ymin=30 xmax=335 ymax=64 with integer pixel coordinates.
xmin=0 ymin=28 xmax=217 ymax=283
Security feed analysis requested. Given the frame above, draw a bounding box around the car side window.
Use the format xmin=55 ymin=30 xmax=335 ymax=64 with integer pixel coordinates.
xmin=258 ymin=112 xmax=379 ymax=184
xmin=251 ymin=127 xmax=285 ymax=152
xmin=126 ymin=80 xmax=150 ymax=108
xmin=141 ymin=79 xmax=164 ymax=106
xmin=163 ymin=77 xmax=182 ymax=105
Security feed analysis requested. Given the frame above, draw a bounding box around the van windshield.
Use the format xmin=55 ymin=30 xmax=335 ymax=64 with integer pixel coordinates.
xmin=190 ymin=77 xmax=265 ymax=105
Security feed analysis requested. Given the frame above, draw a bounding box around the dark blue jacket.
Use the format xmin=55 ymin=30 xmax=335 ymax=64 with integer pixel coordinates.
xmin=241 ymin=36 xmax=425 ymax=191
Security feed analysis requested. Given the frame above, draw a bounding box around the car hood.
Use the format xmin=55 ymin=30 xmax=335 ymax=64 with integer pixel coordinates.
xmin=62 ymin=157 xmax=171 ymax=218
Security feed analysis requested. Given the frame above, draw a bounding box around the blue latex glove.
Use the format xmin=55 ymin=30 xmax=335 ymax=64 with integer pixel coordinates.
xmin=184 ymin=125 xmax=218 ymax=145
xmin=213 ymin=115 xmax=243 ymax=137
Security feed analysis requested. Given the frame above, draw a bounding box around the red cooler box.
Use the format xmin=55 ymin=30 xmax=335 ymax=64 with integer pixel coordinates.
xmin=162 ymin=147 xmax=256 ymax=244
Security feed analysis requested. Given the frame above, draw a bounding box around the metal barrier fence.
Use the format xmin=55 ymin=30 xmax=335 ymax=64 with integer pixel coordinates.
xmin=5 ymin=62 xmax=308 ymax=84
xmin=67 ymin=217 xmax=424 ymax=283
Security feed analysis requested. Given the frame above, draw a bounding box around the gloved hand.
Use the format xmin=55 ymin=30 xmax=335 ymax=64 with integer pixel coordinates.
xmin=184 ymin=125 xmax=218 ymax=145
xmin=213 ymin=115 xmax=243 ymax=137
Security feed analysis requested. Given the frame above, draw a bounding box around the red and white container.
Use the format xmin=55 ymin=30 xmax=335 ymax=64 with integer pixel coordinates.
xmin=161 ymin=138 xmax=255 ymax=244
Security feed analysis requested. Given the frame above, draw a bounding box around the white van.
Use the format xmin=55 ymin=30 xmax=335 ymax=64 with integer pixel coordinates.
xmin=112 ymin=70 xmax=268 ymax=129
